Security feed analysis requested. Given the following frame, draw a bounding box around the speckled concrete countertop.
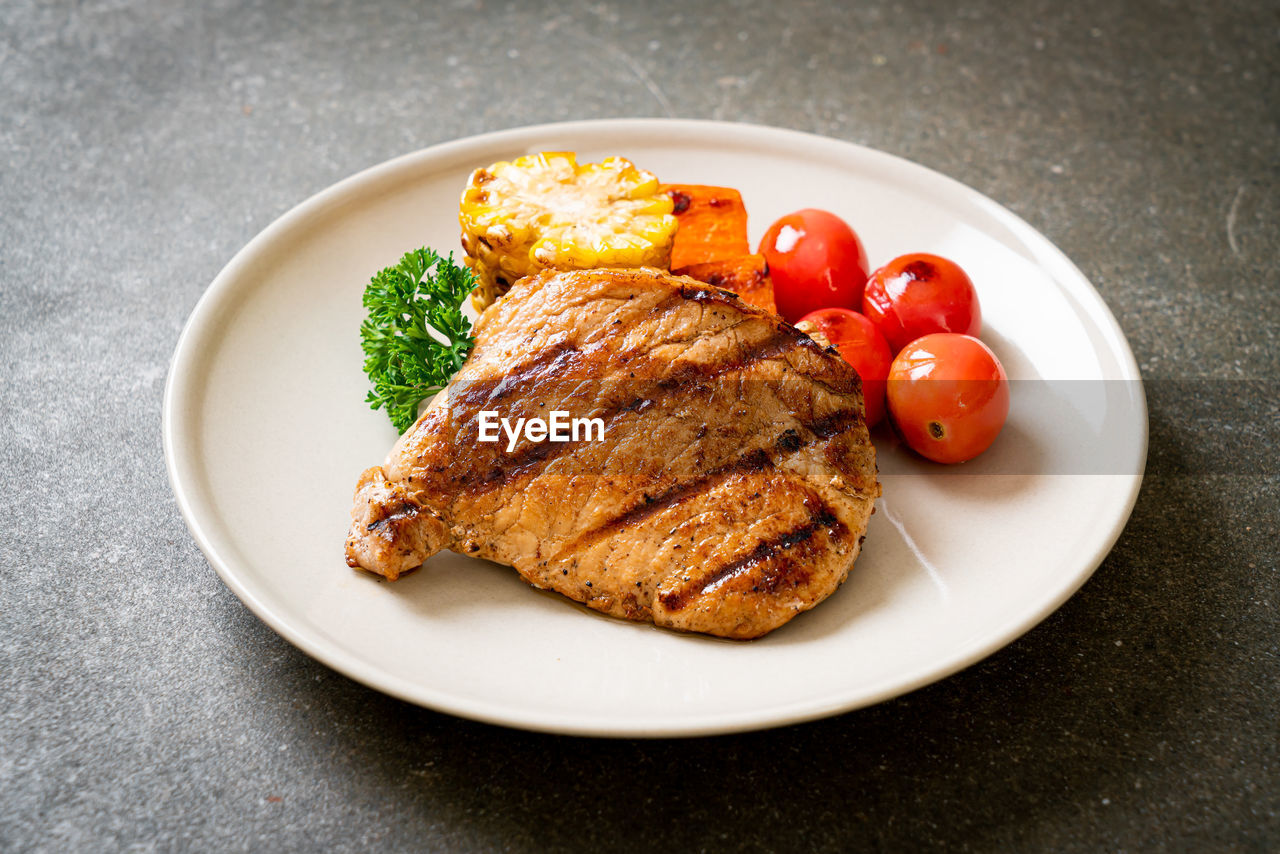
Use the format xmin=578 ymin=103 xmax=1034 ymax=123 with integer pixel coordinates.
xmin=3 ymin=1 xmax=1277 ymax=850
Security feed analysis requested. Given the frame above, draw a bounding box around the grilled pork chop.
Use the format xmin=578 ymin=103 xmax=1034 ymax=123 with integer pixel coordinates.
xmin=345 ymin=267 xmax=880 ymax=639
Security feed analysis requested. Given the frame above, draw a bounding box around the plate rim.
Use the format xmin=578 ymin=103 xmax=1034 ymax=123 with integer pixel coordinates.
xmin=163 ymin=118 xmax=1148 ymax=738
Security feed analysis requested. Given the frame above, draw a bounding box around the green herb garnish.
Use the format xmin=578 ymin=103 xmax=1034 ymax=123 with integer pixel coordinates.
xmin=360 ymin=248 xmax=476 ymax=433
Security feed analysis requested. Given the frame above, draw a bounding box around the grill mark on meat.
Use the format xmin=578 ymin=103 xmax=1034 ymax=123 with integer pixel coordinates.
xmin=654 ymin=328 xmax=803 ymax=389
xmin=448 ymin=340 xmax=587 ymax=414
xmin=447 ymin=288 xmax=696 ymax=418
xmin=547 ymin=449 xmax=774 ymax=560
xmin=807 ymin=408 xmax=863 ymax=439
xmin=439 ymin=400 xmax=863 ymax=511
xmin=455 ymin=325 xmax=800 ymax=420
xmin=547 ymin=409 xmax=859 ymax=563
xmin=362 ymin=494 xmax=422 ymax=534
xmin=449 ymin=327 xmax=819 ymax=492
xmin=468 ymin=397 xmax=863 ymax=498
xmin=658 ymin=497 xmax=848 ymax=612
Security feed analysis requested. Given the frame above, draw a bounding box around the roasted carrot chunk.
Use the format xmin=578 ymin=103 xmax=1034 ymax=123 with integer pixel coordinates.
xmin=675 ymin=254 xmax=777 ymax=314
xmin=662 ymin=184 xmax=750 ymax=269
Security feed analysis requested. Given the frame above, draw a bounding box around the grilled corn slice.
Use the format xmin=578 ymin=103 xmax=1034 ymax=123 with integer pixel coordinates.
xmin=460 ymin=152 xmax=677 ymax=309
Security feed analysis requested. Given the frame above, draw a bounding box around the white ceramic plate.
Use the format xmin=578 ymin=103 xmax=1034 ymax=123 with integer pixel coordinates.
xmin=164 ymin=120 xmax=1146 ymax=737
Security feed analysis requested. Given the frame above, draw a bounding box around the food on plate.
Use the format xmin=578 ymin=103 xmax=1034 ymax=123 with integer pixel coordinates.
xmin=360 ymin=248 xmax=476 ymax=433
xmin=662 ymin=184 xmax=751 ymax=268
xmin=862 ymin=253 xmax=982 ymax=354
xmin=886 ymin=333 xmax=1009 ymax=464
xmin=346 ymin=267 xmax=880 ymax=639
xmin=459 ymin=152 xmax=677 ymax=310
xmin=664 ymin=183 xmax=776 ymax=313
xmin=796 ymin=307 xmax=892 ymax=427
xmin=347 ymin=148 xmax=1018 ymax=637
xmin=759 ymin=208 xmax=870 ymax=324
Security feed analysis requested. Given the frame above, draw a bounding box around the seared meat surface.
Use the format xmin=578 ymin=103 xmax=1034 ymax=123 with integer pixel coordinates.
xmin=345 ymin=267 xmax=880 ymax=639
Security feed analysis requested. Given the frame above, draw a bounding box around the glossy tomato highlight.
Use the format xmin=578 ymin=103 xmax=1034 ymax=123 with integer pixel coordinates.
xmin=887 ymin=333 xmax=1009 ymax=464
xmin=797 ymin=307 xmax=892 ymax=427
xmin=863 ymin=253 xmax=981 ymax=354
xmin=759 ymin=209 xmax=869 ymax=323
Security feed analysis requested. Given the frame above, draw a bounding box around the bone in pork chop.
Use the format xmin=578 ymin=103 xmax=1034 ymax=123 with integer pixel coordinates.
xmin=345 ymin=267 xmax=880 ymax=639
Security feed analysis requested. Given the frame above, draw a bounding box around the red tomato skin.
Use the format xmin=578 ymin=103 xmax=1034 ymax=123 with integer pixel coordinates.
xmin=886 ymin=333 xmax=1009 ymax=464
xmin=759 ymin=209 xmax=870 ymax=323
xmin=862 ymin=253 xmax=982 ymax=354
xmin=797 ymin=307 xmax=892 ymax=426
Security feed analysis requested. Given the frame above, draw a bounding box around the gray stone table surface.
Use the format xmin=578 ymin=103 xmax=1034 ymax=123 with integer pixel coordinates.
xmin=3 ymin=0 xmax=1277 ymax=850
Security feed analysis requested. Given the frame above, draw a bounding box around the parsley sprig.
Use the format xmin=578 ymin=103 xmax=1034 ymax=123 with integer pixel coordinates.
xmin=360 ymin=248 xmax=476 ymax=433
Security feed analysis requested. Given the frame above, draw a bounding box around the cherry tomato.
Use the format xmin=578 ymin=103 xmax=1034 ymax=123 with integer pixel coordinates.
xmin=862 ymin=253 xmax=981 ymax=354
xmin=797 ymin=307 xmax=892 ymax=427
xmin=886 ymin=333 xmax=1009 ymax=464
xmin=759 ymin=209 xmax=870 ymax=323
